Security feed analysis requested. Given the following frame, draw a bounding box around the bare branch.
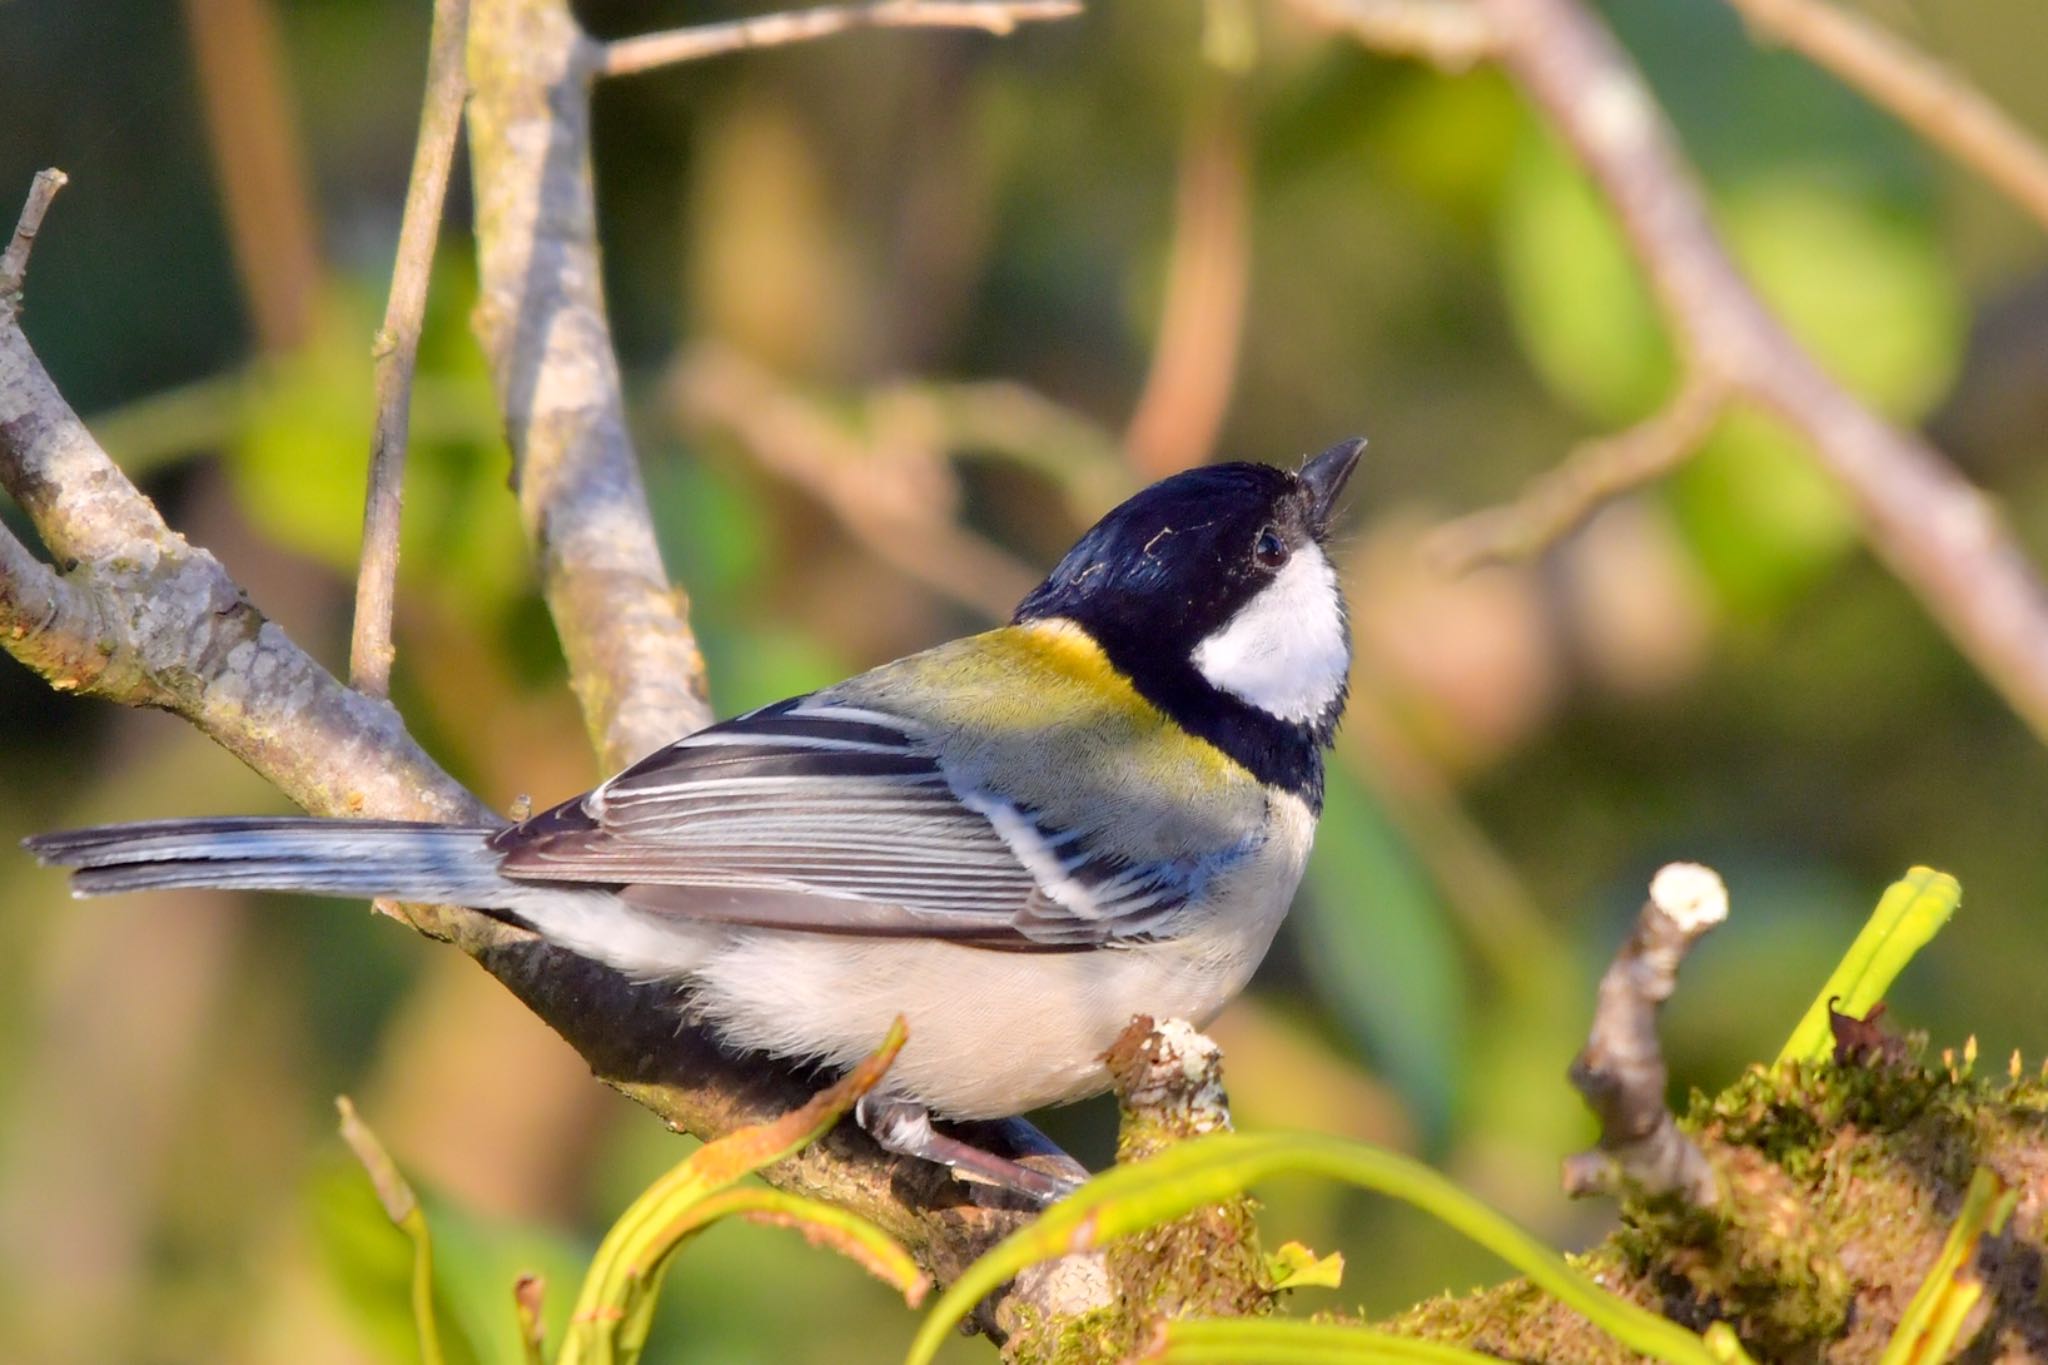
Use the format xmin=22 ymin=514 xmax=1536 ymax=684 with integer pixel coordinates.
xmin=1282 ymin=0 xmax=1496 ymax=71
xmin=1318 ymin=0 xmax=2048 ymax=745
xmin=1428 ymin=372 xmax=1728 ymax=570
xmin=600 ymin=0 xmax=1081 ymax=79
xmin=1726 ymin=0 xmax=2048 ymax=235
xmin=0 ymin=520 xmax=95 ymax=684
xmin=1479 ymin=0 xmax=2048 ymax=745
xmin=0 ymin=247 xmax=485 ymax=827
xmin=465 ymin=0 xmax=712 ymax=770
xmin=350 ymin=0 xmax=473 ymax=698
xmin=0 ymin=168 xmax=66 ymax=300
xmin=1564 ymin=862 xmax=1725 ymax=1205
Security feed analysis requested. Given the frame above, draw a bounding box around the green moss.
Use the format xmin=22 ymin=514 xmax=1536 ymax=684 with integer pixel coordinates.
xmin=1001 ymin=1024 xmax=2048 ymax=1362
xmin=1003 ymin=1030 xmax=1280 ymax=1363
xmin=1366 ymin=1049 xmax=2048 ymax=1362
xmin=1001 ymin=1196 xmax=1277 ymax=1365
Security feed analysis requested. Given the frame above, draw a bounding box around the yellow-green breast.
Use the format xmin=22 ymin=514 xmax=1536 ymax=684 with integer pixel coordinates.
xmin=831 ymin=619 xmax=1269 ymax=866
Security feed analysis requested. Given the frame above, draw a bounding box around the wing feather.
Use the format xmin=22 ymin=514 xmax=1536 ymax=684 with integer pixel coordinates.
xmin=490 ymin=695 xmax=1207 ymax=947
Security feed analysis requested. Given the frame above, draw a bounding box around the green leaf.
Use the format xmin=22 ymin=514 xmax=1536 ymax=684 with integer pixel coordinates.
xmin=335 ymin=1097 xmax=445 ymax=1365
xmin=1370 ymin=71 xmax=1523 ymax=222
xmin=903 ymin=1131 xmax=1750 ymax=1365
xmin=1722 ymin=179 xmax=1963 ymax=419
xmin=308 ymin=1153 xmax=482 ymax=1365
xmin=1263 ymin=1240 xmax=1345 ymax=1292
xmin=1667 ymin=407 xmax=1858 ymax=619
xmin=422 ymin=1195 xmax=587 ymax=1365
xmin=1155 ymin=1318 xmax=1502 ymax=1363
xmin=1300 ymin=766 xmax=1465 ymax=1144
xmin=1496 ymin=129 xmax=1673 ymax=425
xmin=1777 ymin=867 xmax=1961 ymax=1068
xmin=561 ymin=1018 xmax=914 ymax=1365
xmin=226 ymin=271 xmax=523 ymax=618
xmin=1878 ymin=1167 xmax=2018 ymax=1365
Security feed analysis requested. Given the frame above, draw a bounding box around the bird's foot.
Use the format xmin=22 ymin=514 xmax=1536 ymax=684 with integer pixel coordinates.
xmin=855 ymin=1097 xmax=1087 ymax=1208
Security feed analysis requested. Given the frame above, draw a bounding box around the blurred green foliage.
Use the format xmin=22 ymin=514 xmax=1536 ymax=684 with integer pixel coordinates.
xmin=2 ymin=0 xmax=2046 ymax=1360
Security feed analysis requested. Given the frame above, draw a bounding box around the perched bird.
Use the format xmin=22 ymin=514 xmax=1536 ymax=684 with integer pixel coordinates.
xmin=27 ymin=438 xmax=1363 ymax=1201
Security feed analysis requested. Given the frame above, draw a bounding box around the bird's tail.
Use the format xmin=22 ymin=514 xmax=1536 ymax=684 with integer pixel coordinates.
xmin=24 ymin=817 xmax=515 ymax=904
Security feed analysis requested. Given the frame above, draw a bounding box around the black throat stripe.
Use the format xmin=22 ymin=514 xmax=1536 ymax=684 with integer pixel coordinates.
xmin=1087 ymin=631 xmax=1327 ymax=812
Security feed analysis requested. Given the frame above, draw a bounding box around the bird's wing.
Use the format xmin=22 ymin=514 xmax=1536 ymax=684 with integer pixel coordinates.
xmin=489 ymin=696 xmax=1207 ymax=949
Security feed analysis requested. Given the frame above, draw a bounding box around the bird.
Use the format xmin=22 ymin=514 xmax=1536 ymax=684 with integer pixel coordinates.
xmin=26 ymin=437 xmax=1363 ymax=1203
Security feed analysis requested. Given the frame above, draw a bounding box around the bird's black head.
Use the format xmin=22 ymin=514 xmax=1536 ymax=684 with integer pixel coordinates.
xmin=1015 ymin=439 xmax=1363 ymax=806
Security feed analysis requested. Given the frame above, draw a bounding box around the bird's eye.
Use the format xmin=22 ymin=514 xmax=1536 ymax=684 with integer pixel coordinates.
xmin=1254 ymin=526 xmax=1289 ymax=569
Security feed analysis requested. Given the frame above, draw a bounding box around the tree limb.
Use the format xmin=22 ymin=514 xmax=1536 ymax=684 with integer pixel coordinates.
xmin=600 ymin=0 xmax=1081 ymax=80
xmin=465 ymin=0 xmax=714 ymax=772
xmin=1724 ymin=0 xmax=2048 ymax=235
xmin=350 ymin=0 xmax=473 ymax=698
xmin=1483 ymin=0 xmax=2048 ymax=746
xmin=1307 ymin=0 xmax=2048 ymax=746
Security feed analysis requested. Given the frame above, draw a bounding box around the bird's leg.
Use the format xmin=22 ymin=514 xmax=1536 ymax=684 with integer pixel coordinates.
xmin=855 ymin=1097 xmax=1087 ymax=1207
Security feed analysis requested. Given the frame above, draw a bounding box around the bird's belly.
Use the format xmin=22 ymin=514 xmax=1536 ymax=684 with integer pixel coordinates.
xmin=689 ymin=932 xmax=1245 ymax=1117
xmin=685 ymin=808 xmax=1311 ymax=1118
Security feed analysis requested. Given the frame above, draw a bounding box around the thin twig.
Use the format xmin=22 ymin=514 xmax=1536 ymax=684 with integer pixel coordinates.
xmin=600 ymin=0 xmax=1081 ymax=79
xmin=674 ymin=345 xmax=1039 ymax=621
xmin=0 ymin=168 xmax=67 ymax=301
xmin=1726 ymin=0 xmax=2048 ymax=235
xmin=350 ymin=0 xmax=473 ymax=698
xmin=1428 ymin=373 xmax=1728 ymax=570
xmin=1283 ymin=0 xmax=1496 ymax=70
xmin=1564 ymin=862 xmax=1726 ymax=1205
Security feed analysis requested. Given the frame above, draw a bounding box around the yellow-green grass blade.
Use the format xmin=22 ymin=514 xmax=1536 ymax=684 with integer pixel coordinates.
xmin=562 ymin=1017 xmax=908 ymax=1365
xmin=1877 ymin=1166 xmax=2017 ymax=1365
xmin=903 ymin=1131 xmax=1750 ymax=1365
xmin=1153 ymin=1317 xmax=1507 ymax=1362
xmin=336 ymin=1096 xmax=446 ymax=1365
xmin=1778 ymin=868 xmax=1960 ymax=1068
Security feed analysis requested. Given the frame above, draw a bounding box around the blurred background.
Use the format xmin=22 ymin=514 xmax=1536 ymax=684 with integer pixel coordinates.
xmin=3 ymin=0 xmax=2046 ymax=1360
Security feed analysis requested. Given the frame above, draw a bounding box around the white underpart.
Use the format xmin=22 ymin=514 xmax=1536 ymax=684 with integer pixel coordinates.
xmin=1191 ymin=543 xmax=1348 ymax=724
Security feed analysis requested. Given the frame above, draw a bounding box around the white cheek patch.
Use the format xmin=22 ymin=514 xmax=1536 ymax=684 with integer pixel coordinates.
xmin=1191 ymin=544 xmax=1349 ymax=725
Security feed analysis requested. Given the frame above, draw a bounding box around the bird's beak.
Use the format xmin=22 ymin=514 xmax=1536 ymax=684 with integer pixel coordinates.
xmin=1300 ymin=438 xmax=1365 ymax=535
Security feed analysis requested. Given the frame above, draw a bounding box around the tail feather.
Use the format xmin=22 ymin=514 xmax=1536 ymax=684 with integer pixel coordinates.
xmin=25 ymin=817 xmax=515 ymax=904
